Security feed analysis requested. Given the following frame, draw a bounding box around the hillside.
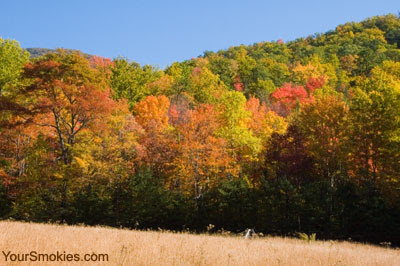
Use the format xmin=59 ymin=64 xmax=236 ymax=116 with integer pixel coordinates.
xmin=1 ymin=14 xmax=400 ymax=247
xmin=195 ymin=14 xmax=400 ymax=102
xmin=25 ymin=48 xmax=55 ymax=58
xmin=25 ymin=47 xmax=92 ymax=58
xmin=0 ymin=221 xmax=399 ymax=266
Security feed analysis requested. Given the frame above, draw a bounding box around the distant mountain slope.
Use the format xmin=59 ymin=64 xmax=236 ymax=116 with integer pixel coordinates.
xmin=25 ymin=47 xmax=92 ymax=58
xmin=25 ymin=48 xmax=55 ymax=58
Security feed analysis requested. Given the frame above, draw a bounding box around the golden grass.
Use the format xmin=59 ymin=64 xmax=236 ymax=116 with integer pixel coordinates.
xmin=0 ymin=220 xmax=399 ymax=265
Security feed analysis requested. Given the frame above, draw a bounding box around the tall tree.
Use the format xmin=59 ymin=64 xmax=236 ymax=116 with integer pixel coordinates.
xmin=133 ymin=95 xmax=175 ymax=178
xmin=0 ymin=38 xmax=31 ymax=197
xmin=348 ymin=61 xmax=400 ymax=193
xmin=216 ymin=91 xmax=261 ymax=174
xmin=24 ymin=50 xmax=115 ymax=165
xmin=170 ymin=104 xmax=234 ymax=197
xmin=23 ymin=50 xmax=117 ymax=219
xmin=297 ymin=94 xmax=350 ymax=187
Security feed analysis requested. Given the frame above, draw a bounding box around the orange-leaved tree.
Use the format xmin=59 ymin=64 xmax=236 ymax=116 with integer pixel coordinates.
xmin=170 ymin=104 xmax=235 ymax=197
xmin=23 ymin=50 xmax=117 ymax=219
xmin=133 ymin=95 xmax=176 ymax=178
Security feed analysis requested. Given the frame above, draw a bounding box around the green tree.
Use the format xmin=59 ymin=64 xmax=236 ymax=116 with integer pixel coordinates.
xmin=0 ymin=38 xmax=29 ymax=97
xmin=110 ymin=57 xmax=161 ymax=109
xmin=349 ymin=61 xmax=400 ymax=191
xmin=187 ymin=64 xmax=226 ymax=104
xmin=297 ymin=94 xmax=350 ymax=187
xmin=0 ymin=38 xmax=30 ymax=128
xmin=216 ymin=91 xmax=261 ymax=168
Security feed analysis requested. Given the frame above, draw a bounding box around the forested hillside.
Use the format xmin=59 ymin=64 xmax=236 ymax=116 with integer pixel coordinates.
xmin=25 ymin=48 xmax=92 ymax=58
xmin=25 ymin=48 xmax=56 ymax=58
xmin=1 ymin=14 xmax=400 ymax=246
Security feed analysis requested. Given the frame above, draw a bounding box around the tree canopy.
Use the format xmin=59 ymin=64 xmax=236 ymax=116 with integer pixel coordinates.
xmin=1 ymin=14 xmax=400 ymax=246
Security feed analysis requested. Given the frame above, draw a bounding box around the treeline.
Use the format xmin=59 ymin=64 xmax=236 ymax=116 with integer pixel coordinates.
xmin=1 ymin=14 xmax=400 ymax=246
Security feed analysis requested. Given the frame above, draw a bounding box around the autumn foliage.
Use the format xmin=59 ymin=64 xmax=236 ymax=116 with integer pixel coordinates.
xmin=1 ymin=14 xmax=400 ymax=246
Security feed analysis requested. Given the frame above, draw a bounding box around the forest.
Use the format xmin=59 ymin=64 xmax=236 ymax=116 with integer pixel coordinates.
xmin=1 ymin=14 xmax=400 ymax=246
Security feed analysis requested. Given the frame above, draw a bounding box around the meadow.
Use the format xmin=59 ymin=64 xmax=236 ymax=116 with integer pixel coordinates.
xmin=0 ymin=220 xmax=399 ymax=266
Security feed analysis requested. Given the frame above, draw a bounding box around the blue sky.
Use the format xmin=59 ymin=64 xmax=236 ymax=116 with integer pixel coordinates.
xmin=1 ymin=0 xmax=398 ymax=68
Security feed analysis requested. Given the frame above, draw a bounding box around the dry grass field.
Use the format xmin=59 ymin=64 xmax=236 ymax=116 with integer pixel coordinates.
xmin=0 ymin=220 xmax=399 ymax=266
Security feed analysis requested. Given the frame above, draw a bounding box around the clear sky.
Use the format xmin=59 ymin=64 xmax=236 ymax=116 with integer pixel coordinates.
xmin=1 ymin=0 xmax=398 ymax=68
